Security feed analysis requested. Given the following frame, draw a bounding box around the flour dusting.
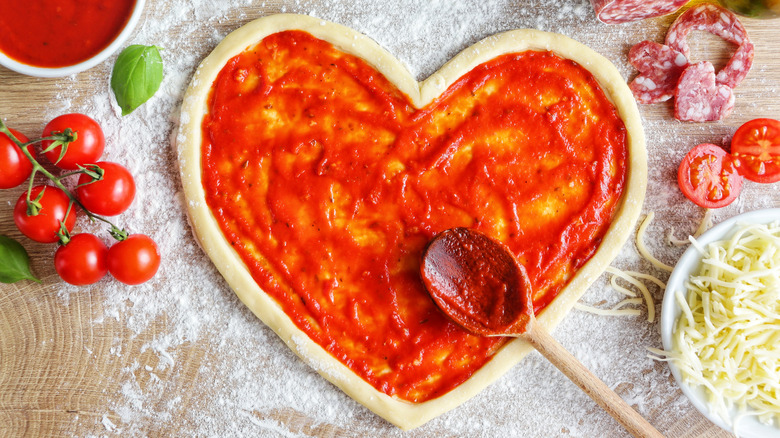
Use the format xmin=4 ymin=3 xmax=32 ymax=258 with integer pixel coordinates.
xmin=10 ymin=0 xmax=778 ymax=437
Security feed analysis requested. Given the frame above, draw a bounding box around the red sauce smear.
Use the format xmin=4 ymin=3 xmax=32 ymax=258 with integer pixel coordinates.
xmin=202 ymin=30 xmax=627 ymax=402
xmin=0 ymin=0 xmax=136 ymax=68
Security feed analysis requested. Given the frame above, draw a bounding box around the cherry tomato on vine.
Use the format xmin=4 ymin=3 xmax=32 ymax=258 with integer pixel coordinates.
xmin=76 ymin=161 xmax=136 ymax=216
xmin=107 ymin=234 xmax=160 ymax=285
xmin=13 ymin=185 xmax=77 ymax=243
xmin=731 ymin=118 xmax=780 ymax=183
xmin=41 ymin=113 xmax=105 ymax=170
xmin=678 ymin=143 xmax=743 ymax=209
xmin=0 ymin=128 xmax=34 ymax=189
xmin=54 ymin=233 xmax=109 ymax=285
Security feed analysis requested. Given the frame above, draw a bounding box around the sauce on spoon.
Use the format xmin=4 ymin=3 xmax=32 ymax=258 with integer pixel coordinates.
xmin=421 ymin=228 xmax=663 ymax=438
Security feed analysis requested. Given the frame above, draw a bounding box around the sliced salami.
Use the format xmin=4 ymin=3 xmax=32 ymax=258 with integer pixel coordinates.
xmin=717 ymin=40 xmax=754 ymax=88
xmin=628 ymin=40 xmax=688 ymax=104
xmin=674 ymin=61 xmax=735 ymax=122
xmin=665 ymin=3 xmax=754 ymax=88
xmin=590 ymin=0 xmax=689 ymax=24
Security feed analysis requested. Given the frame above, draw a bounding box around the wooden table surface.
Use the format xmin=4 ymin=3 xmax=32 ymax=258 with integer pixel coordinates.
xmin=1 ymin=1 xmax=779 ymax=437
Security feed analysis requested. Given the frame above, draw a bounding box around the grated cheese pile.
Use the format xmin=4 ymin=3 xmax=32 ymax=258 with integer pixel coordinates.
xmin=671 ymin=220 xmax=780 ymax=429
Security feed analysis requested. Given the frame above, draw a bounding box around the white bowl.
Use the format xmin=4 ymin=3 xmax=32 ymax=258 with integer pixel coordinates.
xmin=0 ymin=0 xmax=145 ymax=78
xmin=661 ymin=208 xmax=780 ymax=438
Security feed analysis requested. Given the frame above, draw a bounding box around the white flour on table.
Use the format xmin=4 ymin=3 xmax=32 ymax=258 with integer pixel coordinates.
xmin=23 ymin=0 xmax=778 ymax=436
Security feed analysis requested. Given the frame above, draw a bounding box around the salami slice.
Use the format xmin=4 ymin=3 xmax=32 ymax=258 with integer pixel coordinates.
xmin=590 ymin=0 xmax=689 ymax=24
xmin=674 ymin=61 xmax=735 ymax=122
xmin=665 ymin=3 xmax=754 ymax=88
xmin=628 ymin=41 xmax=688 ymax=104
xmin=716 ymin=40 xmax=754 ymax=89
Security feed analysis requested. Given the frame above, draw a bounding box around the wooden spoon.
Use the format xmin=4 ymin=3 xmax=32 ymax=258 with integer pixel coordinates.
xmin=420 ymin=228 xmax=663 ymax=438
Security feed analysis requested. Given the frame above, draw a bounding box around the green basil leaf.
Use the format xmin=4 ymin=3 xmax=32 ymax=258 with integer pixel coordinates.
xmin=0 ymin=235 xmax=40 ymax=283
xmin=111 ymin=45 xmax=164 ymax=116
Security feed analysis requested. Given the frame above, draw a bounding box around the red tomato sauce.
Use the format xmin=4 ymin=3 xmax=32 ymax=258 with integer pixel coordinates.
xmin=0 ymin=0 xmax=136 ymax=68
xmin=201 ymin=30 xmax=628 ymax=402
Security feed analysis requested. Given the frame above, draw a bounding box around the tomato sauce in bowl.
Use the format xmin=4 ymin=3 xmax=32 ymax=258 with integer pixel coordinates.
xmin=0 ymin=0 xmax=143 ymax=76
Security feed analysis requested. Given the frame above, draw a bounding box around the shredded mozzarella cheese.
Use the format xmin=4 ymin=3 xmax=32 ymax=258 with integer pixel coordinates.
xmin=579 ymin=211 xmax=701 ymax=323
xmin=671 ymin=221 xmax=780 ymax=429
xmin=669 ymin=209 xmax=714 ymax=246
xmin=577 ymin=267 xmax=660 ymax=321
xmin=607 ymin=267 xmax=656 ymax=322
xmin=578 ymin=211 xmax=671 ymax=321
xmin=637 ymin=212 xmax=674 ymax=272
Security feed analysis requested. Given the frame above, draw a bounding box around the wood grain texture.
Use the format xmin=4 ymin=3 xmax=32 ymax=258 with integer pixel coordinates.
xmin=1 ymin=1 xmax=779 ymax=436
xmin=524 ymin=323 xmax=664 ymax=438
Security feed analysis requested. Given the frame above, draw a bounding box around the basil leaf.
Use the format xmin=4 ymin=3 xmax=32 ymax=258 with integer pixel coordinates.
xmin=0 ymin=235 xmax=40 ymax=283
xmin=111 ymin=45 xmax=164 ymax=116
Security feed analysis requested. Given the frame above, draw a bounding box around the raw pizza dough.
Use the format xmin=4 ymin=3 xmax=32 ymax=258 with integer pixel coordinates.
xmin=177 ymin=13 xmax=646 ymax=430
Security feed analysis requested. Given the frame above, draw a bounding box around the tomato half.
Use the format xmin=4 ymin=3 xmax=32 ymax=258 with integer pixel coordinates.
xmin=731 ymin=118 xmax=780 ymax=183
xmin=41 ymin=113 xmax=105 ymax=170
xmin=0 ymin=128 xmax=34 ymax=189
xmin=678 ymin=143 xmax=743 ymax=208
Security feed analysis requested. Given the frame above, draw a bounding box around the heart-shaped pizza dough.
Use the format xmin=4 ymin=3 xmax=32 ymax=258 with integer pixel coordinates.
xmin=177 ymin=14 xmax=646 ymax=430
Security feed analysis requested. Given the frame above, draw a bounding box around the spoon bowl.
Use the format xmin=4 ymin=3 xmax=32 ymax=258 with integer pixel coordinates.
xmin=421 ymin=227 xmax=533 ymax=336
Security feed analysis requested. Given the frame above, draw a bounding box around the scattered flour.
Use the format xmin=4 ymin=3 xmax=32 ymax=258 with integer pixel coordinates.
xmin=8 ymin=0 xmax=780 ymax=437
xmin=101 ymin=415 xmax=117 ymax=432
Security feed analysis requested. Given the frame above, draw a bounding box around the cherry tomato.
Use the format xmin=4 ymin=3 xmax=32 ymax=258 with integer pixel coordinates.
xmin=54 ymin=234 xmax=108 ymax=285
xmin=0 ymin=128 xmax=34 ymax=189
xmin=13 ymin=185 xmax=77 ymax=243
xmin=678 ymin=143 xmax=743 ymax=209
xmin=107 ymin=234 xmax=160 ymax=285
xmin=41 ymin=113 xmax=105 ymax=170
xmin=731 ymin=118 xmax=780 ymax=183
xmin=76 ymin=161 xmax=136 ymax=216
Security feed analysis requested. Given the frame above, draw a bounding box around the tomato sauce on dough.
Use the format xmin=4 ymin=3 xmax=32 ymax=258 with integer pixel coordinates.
xmin=0 ymin=0 xmax=135 ymax=68
xmin=202 ymin=31 xmax=628 ymax=402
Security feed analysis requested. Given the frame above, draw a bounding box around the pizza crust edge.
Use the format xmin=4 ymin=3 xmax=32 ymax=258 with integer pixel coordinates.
xmin=175 ymin=13 xmax=647 ymax=430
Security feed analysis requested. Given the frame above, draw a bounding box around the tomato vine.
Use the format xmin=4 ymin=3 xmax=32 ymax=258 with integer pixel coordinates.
xmin=0 ymin=119 xmax=128 ymax=243
xmin=0 ymin=116 xmax=159 ymax=285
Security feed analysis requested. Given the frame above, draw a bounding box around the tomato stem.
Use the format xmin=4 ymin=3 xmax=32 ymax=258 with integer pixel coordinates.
xmin=57 ymin=169 xmax=86 ymax=179
xmin=25 ymin=167 xmax=37 ymax=205
xmin=0 ymin=119 xmax=129 ymax=243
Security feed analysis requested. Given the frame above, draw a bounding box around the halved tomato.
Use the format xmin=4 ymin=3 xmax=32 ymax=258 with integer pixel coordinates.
xmin=678 ymin=143 xmax=743 ymax=208
xmin=731 ymin=118 xmax=780 ymax=183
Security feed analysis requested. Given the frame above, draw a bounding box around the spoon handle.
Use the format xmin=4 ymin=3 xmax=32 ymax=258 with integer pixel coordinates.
xmin=523 ymin=323 xmax=664 ymax=438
